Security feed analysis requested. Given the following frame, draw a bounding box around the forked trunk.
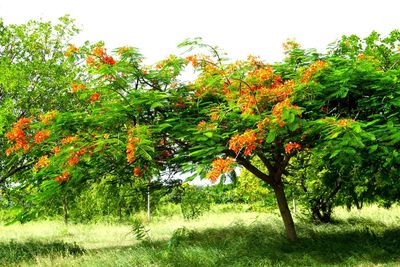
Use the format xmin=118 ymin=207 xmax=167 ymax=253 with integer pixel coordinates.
xmin=273 ymin=181 xmax=297 ymax=241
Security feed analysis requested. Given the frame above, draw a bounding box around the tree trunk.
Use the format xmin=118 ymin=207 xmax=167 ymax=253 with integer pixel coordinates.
xmin=273 ymin=181 xmax=297 ymax=241
xmin=62 ymin=196 xmax=68 ymax=225
xmin=147 ymin=177 xmax=151 ymax=222
xmin=311 ymin=199 xmax=333 ymax=223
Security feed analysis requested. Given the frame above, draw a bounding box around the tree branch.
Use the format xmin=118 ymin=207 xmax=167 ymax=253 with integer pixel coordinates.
xmin=226 ymin=151 xmax=274 ymax=185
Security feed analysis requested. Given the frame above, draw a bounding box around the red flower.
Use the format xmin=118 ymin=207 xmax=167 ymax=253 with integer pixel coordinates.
xmin=34 ymin=129 xmax=50 ymax=144
xmin=52 ymin=146 xmax=60 ymax=156
xmin=55 ymin=172 xmax=70 ymax=184
xmin=285 ymin=142 xmax=302 ymax=154
xmin=102 ymin=55 xmax=116 ymax=65
xmin=61 ymin=136 xmax=78 ymax=146
xmin=134 ymin=166 xmax=141 ymax=176
xmin=90 ymin=93 xmax=100 ymax=102
xmin=126 ymin=131 xmax=140 ymax=164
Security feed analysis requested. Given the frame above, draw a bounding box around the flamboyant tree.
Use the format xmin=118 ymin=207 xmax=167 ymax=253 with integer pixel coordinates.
xmin=3 ymin=26 xmax=399 ymax=240
xmin=161 ymin=39 xmax=376 ymax=240
xmin=3 ymin=39 xmax=188 ymax=222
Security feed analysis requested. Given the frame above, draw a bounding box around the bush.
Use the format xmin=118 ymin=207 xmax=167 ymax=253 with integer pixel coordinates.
xmin=180 ymin=186 xmax=210 ymax=220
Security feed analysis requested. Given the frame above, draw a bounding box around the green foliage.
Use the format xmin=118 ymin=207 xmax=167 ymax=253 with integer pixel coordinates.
xmin=180 ymin=185 xmax=210 ymax=220
xmin=1 ymin=17 xmax=399 ymax=241
xmin=130 ymin=217 xmax=150 ymax=242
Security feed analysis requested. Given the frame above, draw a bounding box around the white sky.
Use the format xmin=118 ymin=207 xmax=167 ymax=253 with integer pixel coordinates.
xmin=1 ymin=0 xmax=399 ymax=63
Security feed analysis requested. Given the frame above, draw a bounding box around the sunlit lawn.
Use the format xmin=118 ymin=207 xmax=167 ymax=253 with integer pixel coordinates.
xmin=1 ymin=205 xmax=399 ymax=266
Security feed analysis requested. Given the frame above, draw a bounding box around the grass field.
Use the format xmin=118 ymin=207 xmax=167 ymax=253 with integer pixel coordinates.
xmin=0 ymin=205 xmax=399 ymax=266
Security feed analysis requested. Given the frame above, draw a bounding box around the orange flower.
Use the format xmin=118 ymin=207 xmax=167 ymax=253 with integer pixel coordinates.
xmin=206 ymin=158 xmax=234 ymax=182
xmin=134 ymin=166 xmax=141 ymax=176
xmin=39 ymin=112 xmax=57 ymax=124
xmin=71 ymin=83 xmax=87 ymax=93
xmin=34 ymin=129 xmax=50 ymax=144
xmin=9 ymin=117 xmax=31 ymax=132
xmin=117 ymin=46 xmax=130 ymax=55
xmin=210 ymin=113 xmax=219 ymax=121
xmin=68 ymin=153 xmax=79 ymax=167
xmin=92 ymin=46 xmax=105 ymax=57
xmin=126 ymin=131 xmax=140 ymax=164
xmin=299 ymin=60 xmax=326 ymax=84
xmin=52 ymin=146 xmax=60 ymax=156
xmin=272 ymin=99 xmax=300 ymax=127
xmin=5 ymin=146 xmax=16 ymax=156
xmin=228 ymin=130 xmax=257 ymax=156
xmin=5 ymin=117 xmax=32 ymax=154
xmin=197 ymin=120 xmax=207 ymax=130
xmin=285 ymin=142 xmax=302 ymax=154
xmin=337 ymin=118 xmax=355 ymax=128
xmin=186 ymin=55 xmax=198 ymax=68
xmin=64 ymin=44 xmax=78 ymax=57
xmin=61 ymin=136 xmax=78 ymax=146
xmin=86 ymin=56 xmax=95 ymax=66
xmin=34 ymin=155 xmax=50 ymax=171
xmin=55 ymin=172 xmax=70 ymax=184
xmin=90 ymin=93 xmax=100 ymax=102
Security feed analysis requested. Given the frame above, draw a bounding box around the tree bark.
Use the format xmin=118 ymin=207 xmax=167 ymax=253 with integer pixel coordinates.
xmin=273 ymin=181 xmax=297 ymax=241
xmin=62 ymin=195 xmax=68 ymax=225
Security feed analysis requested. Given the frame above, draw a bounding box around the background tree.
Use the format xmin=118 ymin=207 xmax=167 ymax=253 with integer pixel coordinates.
xmin=0 ymin=16 xmax=82 ymax=196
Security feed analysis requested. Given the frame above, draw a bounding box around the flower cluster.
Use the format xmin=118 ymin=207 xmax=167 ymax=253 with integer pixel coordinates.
xmin=126 ymin=131 xmax=140 ymax=164
xmin=265 ymin=79 xmax=295 ymax=103
xmin=134 ymin=166 xmax=141 ymax=176
xmin=272 ymin=99 xmax=300 ymax=127
xmin=5 ymin=117 xmax=31 ymax=155
xmin=197 ymin=120 xmax=207 ymax=130
xmin=34 ymin=155 xmax=50 ymax=172
xmin=210 ymin=113 xmax=219 ymax=121
xmin=64 ymin=44 xmax=78 ymax=57
xmin=337 ymin=118 xmax=355 ymax=128
xmin=206 ymin=157 xmax=235 ymax=182
xmin=61 ymin=136 xmax=78 ymax=146
xmin=186 ymin=55 xmax=198 ymax=68
xmin=90 ymin=93 xmax=101 ymax=102
xmin=92 ymin=46 xmax=116 ymax=65
xmin=68 ymin=148 xmax=86 ymax=167
xmin=299 ymin=60 xmax=326 ymax=84
xmin=229 ymin=130 xmax=259 ymax=156
xmin=71 ymin=83 xmax=87 ymax=93
xmin=34 ymin=129 xmax=51 ymax=144
xmin=39 ymin=111 xmax=57 ymax=124
xmin=284 ymin=142 xmax=302 ymax=154
xmin=52 ymin=146 xmax=61 ymax=156
xmin=247 ymin=66 xmax=273 ymax=83
xmin=55 ymin=172 xmax=70 ymax=184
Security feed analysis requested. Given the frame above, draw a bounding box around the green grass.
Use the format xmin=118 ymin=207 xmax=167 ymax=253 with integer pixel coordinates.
xmin=0 ymin=205 xmax=399 ymax=266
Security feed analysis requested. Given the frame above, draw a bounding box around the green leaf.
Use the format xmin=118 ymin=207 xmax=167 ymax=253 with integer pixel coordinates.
xmin=265 ymin=131 xmax=276 ymax=143
xmin=204 ymin=132 xmax=213 ymax=138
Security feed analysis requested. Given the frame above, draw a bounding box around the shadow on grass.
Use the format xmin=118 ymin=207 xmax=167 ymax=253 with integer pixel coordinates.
xmin=126 ymin=219 xmax=400 ymax=266
xmin=2 ymin=219 xmax=399 ymax=266
xmin=0 ymin=240 xmax=85 ymax=266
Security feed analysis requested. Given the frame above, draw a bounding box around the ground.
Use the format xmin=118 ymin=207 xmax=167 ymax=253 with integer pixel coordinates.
xmin=0 ymin=205 xmax=399 ymax=266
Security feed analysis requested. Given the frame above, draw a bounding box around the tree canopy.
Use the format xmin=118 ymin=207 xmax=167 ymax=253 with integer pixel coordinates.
xmin=1 ymin=18 xmax=400 ymax=241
